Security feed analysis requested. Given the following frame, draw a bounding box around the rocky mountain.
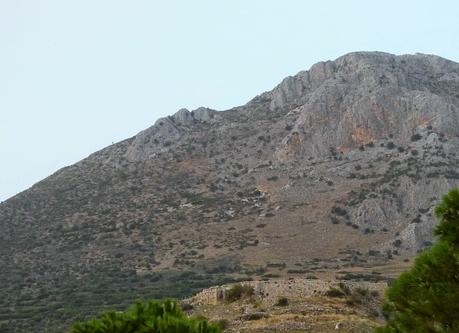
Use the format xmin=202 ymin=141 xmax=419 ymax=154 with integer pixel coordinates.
xmin=1 ymin=51 xmax=459 ymax=332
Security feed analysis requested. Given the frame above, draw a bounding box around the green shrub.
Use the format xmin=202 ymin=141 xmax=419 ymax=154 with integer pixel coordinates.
xmin=242 ymin=312 xmax=266 ymax=321
xmin=325 ymin=287 xmax=345 ymax=298
xmin=225 ymin=284 xmax=254 ymax=302
xmin=326 ymin=283 xmax=378 ymax=307
xmin=346 ymin=288 xmax=369 ymax=306
xmin=275 ymin=297 xmax=289 ymax=306
xmin=410 ymin=133 xmax=422 ymax=141
xmin=355 ymin=287 xmax=369 ymax=297
xmin=346 ymin=293 xmax=363 ymax=306
xmin=70 ymin=299 xmax=221 ymax=333
xmin=338 ymin=282 xmax=351 ymax=295
xmin=180 ymin=302 xmax=194 ymax=311
xmin=213 ymin=319 xmax=229 ymax=330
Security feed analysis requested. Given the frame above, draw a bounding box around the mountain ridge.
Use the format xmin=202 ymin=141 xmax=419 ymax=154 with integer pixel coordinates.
xmin=7 ymin=51 xmax=457 ymax=185
xmin=89 ymin=51 xmax=459 ymax=163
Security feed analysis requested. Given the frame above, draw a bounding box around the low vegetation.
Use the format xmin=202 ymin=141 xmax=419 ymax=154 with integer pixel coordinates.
xmin=70 ymin=299 xmax=221 ymax=333
xmin=275 ymin=297 xmax=289 ymax=306
xmin=225 ymin=284 xmax=255 ymax=302
xmin=326 ymin=283 xmax=377 ymax=308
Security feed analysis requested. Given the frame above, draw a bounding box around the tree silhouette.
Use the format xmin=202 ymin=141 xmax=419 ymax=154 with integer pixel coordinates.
xmin=376 ymin=189 xmax=459 ymax=333
xmin=70 ymin=299 xmax=221 ymax=333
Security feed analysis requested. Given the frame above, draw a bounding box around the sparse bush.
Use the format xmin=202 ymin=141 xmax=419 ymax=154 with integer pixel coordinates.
xmin=410 ymin=133 xmax=422 ymax=141
xmin=181 ymin=302 xmax=194 ymax=311
xmin=386 ymin=142 xmax=395 ymax=149
xmin=325 ymin=287 xmax=346 ymax=298
xmin=331 ymin=206 xmax=348 ymax=216
xmin=355 ymin=287 xmax=369 ymax=297
xmin=346 ymin=293 xmax=364 ymax=306
xmin=338 ymin=272 xmax=388 ymax=283
xmin=261 ymin=273 xmax=281 ymax=278
xmin=242 ymin=312 xmax=265 ymax=321
xmin=275 ymin=297 xmax=289 ymax=306
xmin=335 ymin=282 xmax=349 ymax=294
xmin=214 ymin=319 xmax=229 ymax=330
xmin=287 ymin=269 xmax=309 ymax=274
xmin=225 ymin=284 xmax=254 ymax=302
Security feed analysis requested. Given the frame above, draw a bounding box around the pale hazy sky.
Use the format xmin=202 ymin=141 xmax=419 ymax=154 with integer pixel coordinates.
xmin=1 ymin=0 xmax=458 ymax=201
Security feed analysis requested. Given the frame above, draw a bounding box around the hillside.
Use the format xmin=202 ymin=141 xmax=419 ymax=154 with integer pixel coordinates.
xmin=1 ymin=51 xmax=459 ymax=332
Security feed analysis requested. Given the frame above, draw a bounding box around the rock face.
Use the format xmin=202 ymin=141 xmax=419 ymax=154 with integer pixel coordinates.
xmin=125 ymin=107 xmax=220 ymax=161
xmin=1 ymin=51 xmax=459 ymax=332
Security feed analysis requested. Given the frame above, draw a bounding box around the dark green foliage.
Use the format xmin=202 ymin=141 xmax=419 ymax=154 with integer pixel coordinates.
xmin=225 ymin=284 xmax=254 ymax=302
xmin=434 ymin=189 xmax=459 ymax=245
xmin=325 ymin=287 xmax=346 ymax=298
xmin=214 ymin=319 xmax=229 ymax=330
xmin=346 ymin=287 xmax=369 ymax=306
xmin=275 ymin=297 xmax=289 ymax=306
xmin=410 ymin=133 xmax=422 ymax=141
xmin=375 ymin=189 xmax=459 ymax=332
xmin=386 ymin=142 xmax=395 ymax=149
xmin=180 ymin=302 xmax=194 ymax=311
xmin=338 ymin=282 xmax=351 ymax=295
xmin=70 ymin=299 xmax=221 ymax=333
xmin=326 ymin=283 xmax=378 ymax=308
xmin=338 ymin=272 xmax=390 ymax=283
xmin=242 ymin=312 xmax=266 ymax=321
xmin=331 ymin=206 xmax=348 ymax=216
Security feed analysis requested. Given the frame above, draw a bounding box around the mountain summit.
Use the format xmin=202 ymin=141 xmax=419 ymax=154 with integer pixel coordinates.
xmin=2 ymin=51 xmax=459 ymax=332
